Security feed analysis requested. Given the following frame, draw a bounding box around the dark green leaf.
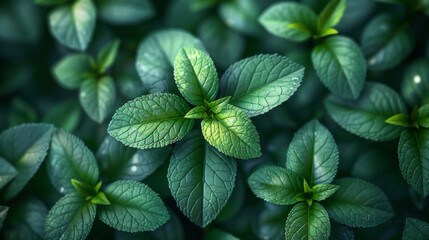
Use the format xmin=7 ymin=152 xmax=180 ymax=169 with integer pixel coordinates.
xmin=0 ymin=124 xmax=54 ymax=200
xmin=219 ymin=0 xmax=262 ymax=36
xmin=192 ymin=0 xmax=219 ymax=11
xmin=47 ymin=129 xmax=99 ymax=194
xmin=34 ymin=0 xmax=68 ymax=5
xmin=0 ymin=206 xmax=8 ymax=230
xmin=286 ymin=120 xmax=339 ymax=185
xmin=312 ymin=36 xmax=366 ymax=100
xmin=325 ymin=82 xmax=408 ymax=141
xmin=248 ymin=165 xmax=302 ymax=205
xmin=0 ymin=157 xmax=17 ymax=191
xmin=418 ymin=104 xmax=429 ymax=128
xmin=204 ymin=229 xmax=239 ymax=240
xmin=402 ymin=218 xmax=429 ymax=240
xmin=98 ymin=0 xmax=155 ymax=25
xmin=43 ymin=99 xmax=82 ymax=132
xmin=256 ymin=203 xmax=291 ymax=240
xmin=168 ymin=131 xmax=236 ymax=227
xmin=330 ymin=222 xmax=354 ymax=240
xmin=401 ymin=59 xmax=429 ymax=107
xmin=53 ymin=54 xmax=92 ymax=89
xmin=312 ymin=184 xmax=339 ymax=201
xmin=98 ymin=180 xmax=169 ymax=232
xmin=220 ymin=54 xmax=304 ymax=117
xmin=317 ymin=0 xmax=346 ymax=34
xmin=8 ymin=98 xmax=37 ymax=126
xmin=108 ymin=93 xmax=194 ymax=149
xmin=325 ymin=178 xmax=393 ymax=228
xmin=97 ymin=39 xmax=121 ymax=73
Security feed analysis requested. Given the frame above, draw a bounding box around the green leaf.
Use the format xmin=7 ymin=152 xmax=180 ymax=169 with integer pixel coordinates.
xmin=418 ymin=104 xmax=429 ymax=128
xmin=43 ymin=99 xmax=82 ymax=132
xmin=47 ymin=129 xmax=99 ymax=194
xmin=48 ymin=0 xmax=96 ymax=51
xmin=317 ymin=0 xmax=346 ymax=33
xmin=0 ymin=206 xmax=8 ymax=230
xmin=97 ymin=39 xmax=121 ymax=73
xmin=71 ymin=179 xmax=97 ymax=198
xmin=402 ymin=59 xmax=429 ymax=107
xmin=0 ymin=157 xmax=17 ymax=191
xmin=205 ymin=229 xmax=240 ymax=240
xmin=385 ymin=113 xmax=413 ymax=128
xmin=201 ymin=104 xmax=261 ymax=159
xmin=207 ymin=96 xmax=231 ymax=113
xmin=248 ymin=165 xmax=302 ymax=205
xmin=136 ymin=29 xmax=205 ymax=93
xmin=8 ymin=98 xmax=37 ymax=126
xmin=96 ymin=136 xmax=172 ymax=183
xmin=174 ymin=47 xmax=219 ymax=105
xmin=44 ymin=193 xmax=96 ymax=240
xmin=398 ymin=129 xmax=429 ymax=197
xmin=324 ymin=178 xmax=393 ymax=228
xmin=91 ymin=192 xmax=110 ymax=205
xmin=53 ymin=54 xmax=92 ymax=89
xmin=312 ymin=184 xmax=339 ymax=201
xmin=218 ymin=0 xmax=262 ymax=36
xmin=286 ymin=120 xmax=339 ymax=186
xmin=316 ymin=27 xmax=338 ymax=38
xmin=0 ymin=124 xmax=54 ymax=200
xmin=285 ymin=202 xmax=330 ymax=240
xmin=361 ymin=14 xmax=414 ymax=71
xmin=403 ymin=218 xmax=429 ymax=240
xmin=167 ymin=131 xmax=236 ymax=227
xmin=220 ymin=54 xmax=304 ymax=117
xmin=184 ymin=106 xmax=208 ymax=119
xmin=312 ymin=36 xmax=366 ymax=100
xmin=98 ymin=180 xmax=169 ymax=232
xmin=256 ymin=203 xmax=291 ymax=240
xmin=98 ymin=0 xmax=155 ymax=25
xmin=325 ymin=82 xmax=408 ymax=141
xmin=34 ymin=0 xmax=68 ymax=5
xmin=259 ymin=2 xmax=317 ymax=42
xmin=108 ymin=93 xmax=194 ymax=149
xmin=79 ymin=76 xmax=116 ymax=123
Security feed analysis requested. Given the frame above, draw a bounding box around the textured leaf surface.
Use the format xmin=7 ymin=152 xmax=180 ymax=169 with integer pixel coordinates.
xmin=401 ymin=59 xmax=429 ymax=107
xmin=402 ymin=218 xmax=429 ymax=240
xmin=136 ymin=29 xmax=205 ymax=93
xmin=47 ymin=129 xmax=99 ymax=194
xmin=98 ymin=0 xmax=155 ymax=25
xmin=220 ymin=54 xmax=304 ymax=117
xmin=0 ymin=124 xmax=54 ymax=200
xmin=312 ymin=184 xmax=339 ymax=201
xmin=325 ymin=82 xmax=407 ymax=141
xmin=108 ymin=93 xmax=194 ymax=149
xmin=0 ymin=157 xmax=17 ymax=190
xmin=259 ymin=2 xmax=317 ymax=42
xmin=174 ymin=47 xmax=219 ymax=105
xmin=44 ymin=193 xmax=96 ymax=240
xmin=53 ymin=54 xmax=91 ymax=89
xmin=285 ymin=202 xmax=330 ymax=240
xmin=398 ymin=129 xmax=429 ymax=197
xmin=248 ymin=166 xmax=302 ymax=205
xmin=79 ymin=76 xmax=116 ymax=123
xmin=286 ymin=120 xmax=339 ymax=186
xmin=168 ymin=131 xmax=236 ymax=227
xmin=201 ymin=104 xmax=261 ymax=159
xmin=312 ymin=36 xmax=366 ymax=100
xmin=98 ymin=180 xmax=169 ymax=232
xmin=48 ymin=0 xmax=96 ymax=51
xmin=325 ymin=178 xmax=393 ymax=228
xmin=96 ymin=136 xmax=172 ymax=183
xmin=361 ymin=14 xmax=414 ymax=71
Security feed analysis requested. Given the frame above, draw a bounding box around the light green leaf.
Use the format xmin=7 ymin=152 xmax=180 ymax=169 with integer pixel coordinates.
xmin=91 ymin=192 xmax=110 ymax=205
xmin=220 ymin=54 xmax=303 ymax=117
xmin=0 ymin=206 xmax=8 ymax=230
xmin=79 ymin=76 xmax=116 ymax=123
xmin=317 ymin=0 xmax=346 ymax=33
xmin=71 ymin=179 xmax=97 ymax=198
xmin=174 ymin=47 xmax=219 ymax=105
xmin=98 ymin=0 xmax=155 ymax=25
xmin=325 ymin=178 xmax=394 ymax=228
xmin=259 ymin=2 xmax=317 ymax=42
xmin=96 ymin=136 xmax=172 ymax=183
xmin=48 ymin=0 xmax=96 ymax=51
xmin=0 ymin=124 xmax=54 ymax=200
xmin=43 ymin=99 xmax=82 ymax=132
xmin=317 ymin=27 xmax=339 ymax=38
xmin=98 ymin=180 xmax=169 ymax=232
xmin=312 ymin=184 xmax=339 ymax=201
xmin=167 ymin=131 xmax=236 ymax=227
xmin=418 ymin=104 xmax=429 ymax=128
xmin=403 ymin=218 xmax=429 ymax=240
xmin=47 ymin=129 xmax=99 ymax=194
xmin=201 ymin=104 xmax=261 ymax=159
xmin=385 ymin=113 xmax=413 ymax=128
xmin=248 ymin=166 xmax=302 ymax=205
xmin=398 ymin=129 xmax=429 ymax=197
xmin=286 ymin=120 xmax=339 ymax=186
xmin=312 ymin=36 xmax=366 ymax=100
xmin=285 ymin=202 xmax=330 ymax=240
xmin=219 ymin=0 xmax=262 ymax=36
xmin=97 ymin=39 xmax=121 ymax=73
xmin=44 ymin=193 xmax=96 ymax=240
xmin=108 ymin=93 xmax=194 ymax=149
xmin=402 ymin=59 xmax=429 ymax=107
xmin=184 ymin=106 xmax=208 ymax=119
xmin=136 ymin=29 xmax=205 ymax=94
xmin=361 ymin=14 xmax=414 ymax=71
xmin=0 ymin=157 xmax=17 ymax=191
xmin=207 ymin=96 xmax=231 ymax=114
xmin=53 ymin=54 xmax=92 ymax=89
xmin=325 ymin=82 xmax=408 ymax=141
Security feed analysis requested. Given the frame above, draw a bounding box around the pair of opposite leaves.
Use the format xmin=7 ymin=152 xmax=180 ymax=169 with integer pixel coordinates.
xmin=108 ymin=47 xmax=305 ymax=159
